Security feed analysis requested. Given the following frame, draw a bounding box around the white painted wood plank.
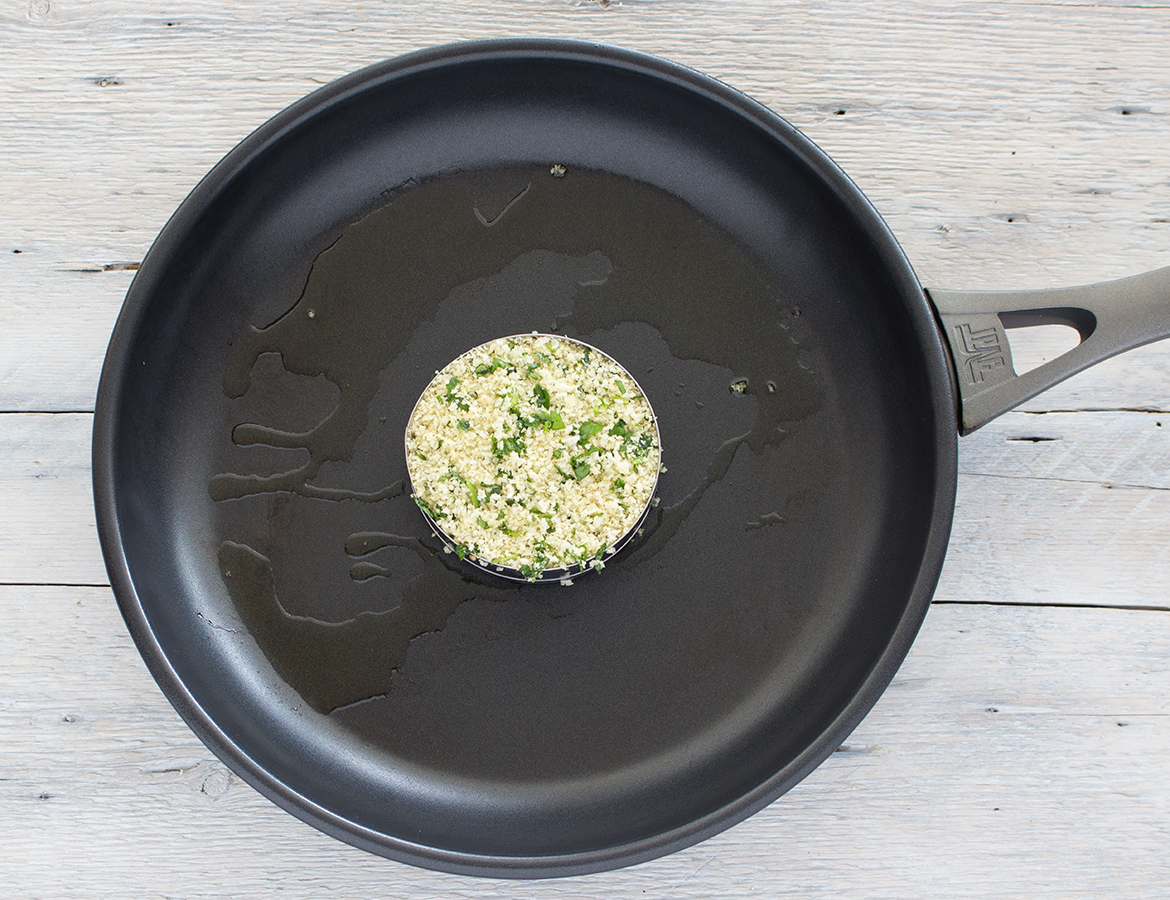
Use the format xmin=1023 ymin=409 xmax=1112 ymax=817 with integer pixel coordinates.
xmin=938 ymin=472 xmax=1170 ymax=605
xmin=8 ymin=408 xmax=1170 ymax=605
xmin=961 ymin=409 xmax=1170 ymax=489
xmin=3 ymin=587 xmax=1166 ymax=898
xmin=935 ymin=409 xmax=1170 ymax=605
xmin=0 ymin=413 xmax=105 ymax=585
xmin=4 ymin=0 xmax=1170 ymax=409
xmin=5 ymin=2 xmax=1170 ymax=895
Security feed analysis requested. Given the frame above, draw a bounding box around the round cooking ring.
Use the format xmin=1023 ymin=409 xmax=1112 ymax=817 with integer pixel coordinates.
xmin=404 ymin=333 xmax=663 ymax=585
xmin=93 ymin=39 xmax=1169 ymax=878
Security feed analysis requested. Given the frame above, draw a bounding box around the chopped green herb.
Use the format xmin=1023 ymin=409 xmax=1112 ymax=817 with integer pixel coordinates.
xmin=475 ymin=356 xmax=515 ymax=376
xmin=492 ymin=435 xmax=527 ymax=458
xmin=518 ymin=408 xmax=565 ymax=431
xmin=443 ymin=375 xmax=469 ymax=411
xmin=578 ymin=420 xmax=604 ymax=444
xmin=413 ymin=495 xmax=446 ymax=520
xmin=457 ymin=419 xmax=470 ymax=430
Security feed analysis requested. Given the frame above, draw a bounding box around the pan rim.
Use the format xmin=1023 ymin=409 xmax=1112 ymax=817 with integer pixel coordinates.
xmin=92 ymin=37 xmax=959 ymax=878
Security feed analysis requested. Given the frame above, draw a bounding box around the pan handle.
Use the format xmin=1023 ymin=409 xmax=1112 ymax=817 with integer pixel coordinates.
xmin=926 ymin=266 xmax=1170 ymax=435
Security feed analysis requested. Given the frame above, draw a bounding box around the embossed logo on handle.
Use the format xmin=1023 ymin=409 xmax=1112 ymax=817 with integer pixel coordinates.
xmin=953 ymin=321 xmax=1009 ymax=384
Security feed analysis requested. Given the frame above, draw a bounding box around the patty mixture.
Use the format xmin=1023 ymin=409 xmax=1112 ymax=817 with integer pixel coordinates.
xmin=405 ymin=334 xmax=661 ymax=581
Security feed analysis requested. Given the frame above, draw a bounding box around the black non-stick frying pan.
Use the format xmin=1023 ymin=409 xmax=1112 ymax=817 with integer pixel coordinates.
xmin=92 ymin=40 xmax=1170 ymax=878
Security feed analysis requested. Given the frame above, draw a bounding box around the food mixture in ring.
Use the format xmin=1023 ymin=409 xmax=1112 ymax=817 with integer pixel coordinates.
xmin=405 ymin=334 xmax=661 ymax=581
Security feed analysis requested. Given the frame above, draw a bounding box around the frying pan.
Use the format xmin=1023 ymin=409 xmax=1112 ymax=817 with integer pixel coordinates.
xmin=92 ymin=40 xmax=1170 ymax=878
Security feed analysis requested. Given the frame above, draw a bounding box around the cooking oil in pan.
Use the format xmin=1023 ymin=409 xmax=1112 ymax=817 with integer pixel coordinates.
xmin=211 ymin=164 xmax=834 ymax=780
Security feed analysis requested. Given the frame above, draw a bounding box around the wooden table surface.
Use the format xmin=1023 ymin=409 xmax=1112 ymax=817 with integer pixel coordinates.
xmin=3 ymin=2 xmax=1169 ymax=897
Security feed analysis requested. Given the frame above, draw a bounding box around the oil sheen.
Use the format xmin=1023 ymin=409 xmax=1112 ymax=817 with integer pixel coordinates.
xmin=210 ymin=164 xmax=834 ymax=781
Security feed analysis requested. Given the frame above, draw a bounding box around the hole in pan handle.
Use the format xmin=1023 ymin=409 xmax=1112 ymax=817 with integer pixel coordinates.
xmin=928 ymin=265 xmax=1170 ymax=435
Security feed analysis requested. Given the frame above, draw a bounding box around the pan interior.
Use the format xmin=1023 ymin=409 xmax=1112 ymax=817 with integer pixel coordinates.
xmin=104 ymin=45 xmax=951 ymax=873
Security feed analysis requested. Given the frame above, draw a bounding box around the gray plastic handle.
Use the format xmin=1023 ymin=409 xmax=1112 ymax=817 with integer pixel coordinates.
xmin=927 ymin=266 xmax=1170 ymax=434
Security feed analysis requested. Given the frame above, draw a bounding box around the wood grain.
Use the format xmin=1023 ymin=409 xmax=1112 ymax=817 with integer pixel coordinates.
xmin=3 ymin=587 xmax=1166 ymax=899
xmin=8 ymin=410 xmax=1170 ymax=606
xmin=3 ymin=1 xmax=1170 ymax=409
xmin=0 ymin=413 xmax=104 ymax=584
xmin=3 ymin=1 xmax=1170 ymax=895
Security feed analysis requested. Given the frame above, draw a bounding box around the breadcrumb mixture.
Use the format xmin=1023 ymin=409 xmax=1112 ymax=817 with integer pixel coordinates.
xmin=405 ymin=334 xmax=661 ymax=581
